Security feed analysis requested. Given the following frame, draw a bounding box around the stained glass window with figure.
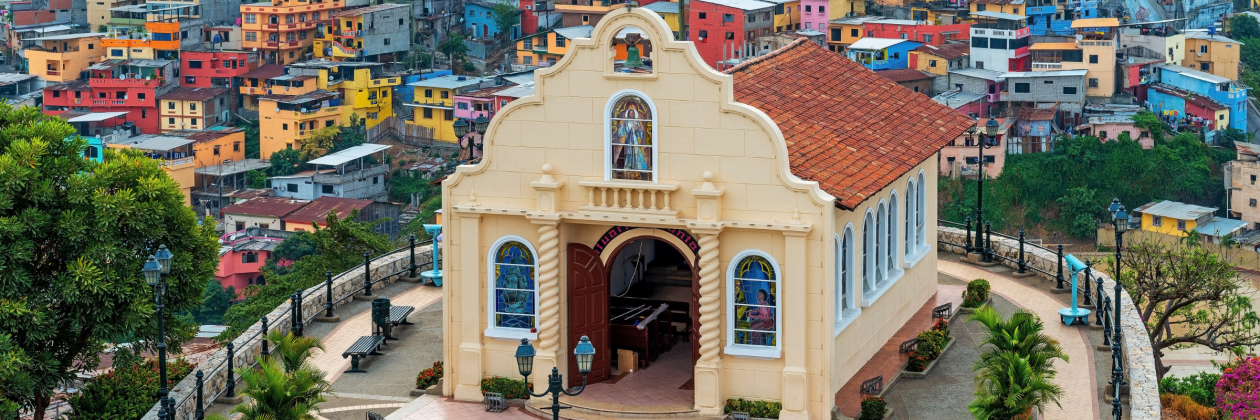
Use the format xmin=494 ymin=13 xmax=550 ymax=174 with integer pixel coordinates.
xmin=732 ymin=254 xmax=778 ymax=347
xmin=609 ymin=94 xmax=654 ymax=181
xmin=493 ymin=240 xmax=537 ymax=329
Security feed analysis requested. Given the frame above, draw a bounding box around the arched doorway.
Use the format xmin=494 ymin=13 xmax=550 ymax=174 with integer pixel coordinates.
xmin=567 ymin=230 xmax=699 ymax=407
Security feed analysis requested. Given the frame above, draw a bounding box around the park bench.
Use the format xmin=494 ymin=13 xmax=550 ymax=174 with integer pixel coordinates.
xmin=342 ymin=335 xmax=385 ymax=373
xmin=377 ymin=305 xmax=415 ymax=340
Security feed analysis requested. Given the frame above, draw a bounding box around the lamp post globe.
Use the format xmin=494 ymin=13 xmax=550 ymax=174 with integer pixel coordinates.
xmin=984 ymin=116 xmax=999 ymax=138
xmin=155 ymin=244 xmax=173 ymax=274
xmin=452 ymin=119 xmax=469 ymax=138
xmin=514 ymin=338 xmax=536 ymax=378
xmin=474 ymin=114 xmax=490 ymax=134
xmin=143 ymin=256 xmax=162 ymax=286
xmin=574 ymin=336 xmax=595 ymax=374
xmin=1114 ymin=207 xmax=1129 ymax=233
xmin=1108 ymin=198 xmax=1122 ymax=218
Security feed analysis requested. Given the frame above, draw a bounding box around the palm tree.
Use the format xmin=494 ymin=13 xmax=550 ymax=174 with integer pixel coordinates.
xmin=230 ymin=332 xmax=332 ymax=420
xmin=968 ymin=352 xmax=1064 ymax=420
xmin=968 ymin=306 xmax=1069 ymax=377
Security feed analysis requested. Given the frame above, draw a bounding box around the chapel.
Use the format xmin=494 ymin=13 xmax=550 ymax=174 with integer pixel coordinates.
xmin=438 ymin=7 xmax=973 ymax=419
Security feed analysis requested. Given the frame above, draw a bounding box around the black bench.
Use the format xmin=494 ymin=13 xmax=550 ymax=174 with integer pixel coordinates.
xmin=933 ymin=302 xmax=953 ymax=319
xmin=378 ymin=305 xmax=416 ymax=340
xmin=899 ymin=337 xmax=919 ymax=354
xmin=860 ymin=375 xmax=883 ymax=395
xmin=342 ymin=335 xmax=385 ymax=373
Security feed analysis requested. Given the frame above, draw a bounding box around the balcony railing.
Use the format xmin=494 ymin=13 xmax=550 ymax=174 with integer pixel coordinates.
xmin=577 ymin=180 xmax=679 ymax=216
xmin=1079 ymin=40 xmax=1113 ymax=47
xmin=161 ymin=157 xmax=195 ymax=167
xmin=311 ymin=164 xmax=389 ymax=184
xmin=46 ymin=70 xmax=61 ymax=76
xmin=1032 ymin=62 xmax=1063 ymax=70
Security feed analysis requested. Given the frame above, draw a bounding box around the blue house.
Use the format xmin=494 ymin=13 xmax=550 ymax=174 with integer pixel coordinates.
xmin=63 ymin=111 xmax=132 ymax=163
xmin=467 ymin=1 xmax=520 ymax=40
xmin=846 ymin=38 xmax=922 ymax=70
xmin=1154 ymin=64 xmax=1248 ymax=133
xmin=1026 ymin=0 xmax=1098 ymax=36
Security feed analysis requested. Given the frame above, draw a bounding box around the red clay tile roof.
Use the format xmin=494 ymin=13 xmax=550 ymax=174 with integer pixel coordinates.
xmin=875 ymin=68 xmax=935 ymax=83
xmin=224 ymin=197 xmax=309 ymax=218
xmin=912 ymin=43 xmax=970 ymax=60
xmin=282 ymin=196 xmax=372 ymax=224
xmin=726 ymin=39 xmax=974 ymax=210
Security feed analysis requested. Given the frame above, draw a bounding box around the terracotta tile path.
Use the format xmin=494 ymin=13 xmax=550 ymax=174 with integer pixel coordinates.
xmin=834 ymin=283 xmax=965 ymax=418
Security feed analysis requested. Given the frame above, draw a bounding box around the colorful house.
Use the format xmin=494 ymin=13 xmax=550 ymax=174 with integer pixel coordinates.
xmin=968 ymin=11 xmax=1030 ymax=72
xmin=1147 ymin=83 xmax=1231 ymax=131
xmin=314 ymin=4 xmax=411 ymax=62
xmin=281 ymin=196 xmax=372 ymax=232
xmin=44 ymin=59 xmax=179 ymax=136
xmin=406 ymin=75 xmax=494 ymax=143
xmin=241 ymin=0 xmax=345 ymax=65
xmin=767 ymin=0 xmax=801 ymax=32
xmin=1152 ymin=64 xmax=1247 ymax=133
xmin=223 ymin=196 xmax=310 ymax=232
xmin=257 ymin=90 xmax=344 ymax=158
xmin=845 ymin=37 xmax=921 ymax=70
xmin=24 ymin=33 xmax=107 ymax=82
xmin=101 ymin=36 xmax=156 ymax=60
xmin=555 ymin=0 xmax=628 ymax=28
xmin=159 ymin=87 xmax=233 ymax=133
xmin=111 ymin=133 xmax=198 ymax=204
xmin=862 ymin=20 xmax=971 ymax=46
xmin=1135 ymin=200 xmax=1217 ymax=237
xmin=285 ymin=60 xmax=402 ymax=128
xmin=216 ymin=227 xmax=293 ymax=294
xmin=237 ymin=64 xmax=288 ymax=111
xmin=466 ymin=1 xmax=519 ymax=40
xmin=826 ymin=15 xmax=881 ymax=51
xmin=938 ymin=117 xmax=1015 ymax=176
xmin=911 ymin=43 xmax=969 ymax=75
xmin=642 ymin=2 xmax=682 ymax=38
xmin=969 ymin=0 xmax=1026 ymax=16
xmin=515 ymin=25 xmax=592 ymax=67
xmin=180 ymin=50 xmax=259 ymax=89
xmin=827 ymin=0 xmax=865 ymax=21
xmin=687 ymin=0 xmax=776 ymax=68
xmin=1181 ymin=30 xmax=1242 ymax=81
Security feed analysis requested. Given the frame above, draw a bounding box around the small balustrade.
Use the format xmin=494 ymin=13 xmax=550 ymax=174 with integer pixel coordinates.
xmin=577 ymin=180 xmax=679 ymax=216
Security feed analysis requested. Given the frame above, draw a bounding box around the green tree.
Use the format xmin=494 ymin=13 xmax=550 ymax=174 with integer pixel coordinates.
xmin=67 ymin=358 xmax=194 ymax=420
xmin=268 ymin=148 xmax=305 ymax=176
xmin=968 ymin=352 xmax=1065 ymax=419
xmin=1120 ymin=241 xmax=1260 ymax=379
xmin=1230 ymin=14 xmax=1260 ymax=40
xmin=238 ymin=120 xmax=261 ymax=159
xmin=490 ymin=2 xmax=521 ymax=43
xmin=266 ymin=330 xmax=324 ymax=373
xmin=0 ymin=104 xmax=220 ymax=419
xmin=1130 ymin=111 xmax=1163 ymax=142
xmin=189 ymin=281 xmax=236 ymax=325
xmin=0 ymin=335 xmax=32 ymax=419
xmin=246 ymin=169 xmax=268 ymax=189
xmin=96 ymin=25 xmax=108 ymax=33
xmin=439 ymin=32 xmax=469 ymax=72
xmin=1055 ymin=186 xmax=1100 ymax=238
xmin=219 ymin=212 xmax=390 ymax=338
xmin=968 ymin=306 xmax=1069 ymax=377
xmin=231 ymin=332 xmax=331 ymax=420
xmin=298 ymin=126 xmax=341 ymax=162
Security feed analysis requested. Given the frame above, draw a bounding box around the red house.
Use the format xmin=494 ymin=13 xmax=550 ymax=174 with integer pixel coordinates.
xmin=43 ymin=59 xmax=179 ymax=135
xmin=863 ymin=20 xmax=971 ymax=46
xmin=180 ymin=50 xmax=260 ymax=88
xmin=687 ymin=0 xmax=776 ymax=69
xmin=43 ymin=81 xmax=94 ymax=116
xmin=215 ymin=227 xmax=293 ymax=295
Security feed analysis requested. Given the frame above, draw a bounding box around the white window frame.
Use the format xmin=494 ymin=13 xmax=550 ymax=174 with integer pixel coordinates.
xmin=484 ymin=235 xmax=540 ymax=341
xmin=876 ymin=201 xmax=887 ymax=283
xmin=905 ymin=173 xmax=930 ymax=266
xmin=725 ymin=249 xmax=783 ymax=359
xmin=916 ymin=171 xmax=927 ymax=249
xmin=862 ymin=209 xmax=874 ymax=294
xmin=835 ymin=227 xmax=860 ymax=336
xmin=603 ymin=89 xmax=659 ymax=182
xmin=886 ymin=192 xmax=904 ymax=282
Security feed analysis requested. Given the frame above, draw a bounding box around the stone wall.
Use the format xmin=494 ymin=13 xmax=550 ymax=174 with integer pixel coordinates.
xmin=141 ymin=245 xmax=433 ymax=420
xmin=938 ymin=227 xmax=1160 ymax=420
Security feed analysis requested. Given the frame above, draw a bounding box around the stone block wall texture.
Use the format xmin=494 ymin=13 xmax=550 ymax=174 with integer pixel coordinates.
xmin=938 ymin=227 xmax=1159 ymax=420
xmin=140 ymin=245 xmax=433 ymax=420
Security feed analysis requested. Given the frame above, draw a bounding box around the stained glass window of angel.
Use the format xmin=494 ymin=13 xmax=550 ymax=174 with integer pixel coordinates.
xmin=732 ymin=253 xmax=778 ymax=347
xmin=493 ymin=240 xmax=537 ymax=329
xmin=609 ymin=94 xmax=654 ymax=181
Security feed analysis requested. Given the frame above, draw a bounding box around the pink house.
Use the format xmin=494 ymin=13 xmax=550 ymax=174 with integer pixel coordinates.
xmin=1085 ymin=115 xmax=1153 ymax=149
xmin=938 ymin=118 xmax=1013 ymax=177
xmin=799 ymin=0 xmax=828 ymax=32
xmin=215 ymin=228 xmax=293 ymax=296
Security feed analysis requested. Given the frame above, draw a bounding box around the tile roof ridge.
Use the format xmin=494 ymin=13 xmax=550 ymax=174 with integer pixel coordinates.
xmin=722 ymin=38 xmax=809 ymax=75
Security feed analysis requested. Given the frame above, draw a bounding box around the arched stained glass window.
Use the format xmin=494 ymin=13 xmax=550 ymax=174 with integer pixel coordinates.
xmin=492 ymin=239 xmax=537 ymax=329
xmin=608 ymin=93 xmax=654 ymax=181
xmin=731 ymin=254 xmax=778 ymax=347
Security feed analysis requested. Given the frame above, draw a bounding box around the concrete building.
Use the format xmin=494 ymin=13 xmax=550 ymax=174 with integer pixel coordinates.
xmin=285 ymin=60 xmax=403 ymax=128
xmin=1227 ymin=143 xmax=1260 ymax=230
xmin=111 ymin=133 xmax=199 ymax=204
xmin=1118 ymin=25 xmax=1184 ymax=66
xmin=280 ymin=196 xmax=401 ymax=238
xmin=158 ymin=87 xmax=233 ymax=132
xmin=406 ymin=75 xmax=495 ymax=143
xmin=968 ymin=11 xmax=1029 ymax=72
xmin=939 ymin=117 xmax=1013 ymax=177
xmin=314 ymin=4 xmax=411 ymax=62
xmin=515 ymin=25 xmax=592 ymax=67
xmin=270 ymin=143 xmax=392 ymax=202
xmin=1181 ymin=30 xmax=1242 ymax=81
xmin=223 ymin=196 xmax=310 ymax=231
xmin=826 ymin=15 xmax=881 ymax=51
xmin=1151 ymin=64 xmax=1247 ymax=134
xmin=938 ymin=67 xmax=1006 ymax=117
xmin=192 ymin=160 xmax=273 ymax=217
xmin=24 ymin=32 xmax=107 ymax=82
xmin=875 ymin=68 xmax=934 ymax=94
xmin=257 ymin=90 xmax=344 ymax=158
xmin=862 ymin=20 xmax=971 ymax=46
xmin=687 ymin=0 xmax=776 ymax=68
xmin=240 ymin=0 xmax=344 ymax=64
xmin=910 ymin=43 xmax=969 ymax=75
xmin=555 ymin=0 xmax=628 ymax=28
xmin=1134 ymin=200 xmax=1218 ymax=237
xmin=216 ymin=227 xmax=292 ymax=293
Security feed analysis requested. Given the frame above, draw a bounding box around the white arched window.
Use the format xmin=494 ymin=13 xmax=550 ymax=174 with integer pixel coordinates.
xmin=876 ymin=201 xmax=886 ymax=283
xmin=887 ymin=192 xmax=898 ymax=273
xmin=835 ymin=226 xmax=860 ymax=334
xmin=485 ymin=236 xmax=539 ymax=340
xmin=906 ymin=180 xmax=915 ymax=259
xmin=726 ymin=250 xmax=782 ymax=359
xmin=862 ymin=210 xmax=874 ymax=292
xmin=605 ymin=91 xmax=656 ymax=182
xmin=917 ymin=171 xmax=927 ymax=247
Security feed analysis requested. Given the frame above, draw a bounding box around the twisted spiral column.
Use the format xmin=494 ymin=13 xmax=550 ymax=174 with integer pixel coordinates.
xmin=534 ymin=222 xmax=561 ymax=352
xmin=697 ymin=233 xmax=722 ymax=364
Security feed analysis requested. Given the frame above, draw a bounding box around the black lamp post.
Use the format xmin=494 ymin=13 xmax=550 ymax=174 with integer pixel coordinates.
xmin=454 ymin=114 xmax=490 ymax=163
xmin=144 ymin=244 xmax=174 ymax=420
xmin=1108 ymin=199 xmax=1129 ymax=419
xmin=516 ymin=336 xmax=596 ymax=420
xmin=964 ymin=117 xmax=1000 ymax=260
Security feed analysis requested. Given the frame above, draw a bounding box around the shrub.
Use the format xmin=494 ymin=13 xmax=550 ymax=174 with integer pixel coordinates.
xmin=906 ymin=329 xmax=950 ymax=372
xmin=906 ymin=350 xmax=933 ymax=372
xmin=415 ymin=361 xmax=443 ymax=389
xmin=68 ymin=358 xmax=194 ymax=420
xmin=962 ymin=279 xmax=991 ymax=308
xmin=480 ymin=376 xmax=532 ymax=400
xmin=859 ymin=397 xmax=887 ymax=420
xmin=931 ymin=319 xmax=949 ymax=335
xmin=723 ymin=398 xmax=782 ymax=418
xmin=1162 ymin=393 xmax=1218 ymax=420
xmin=1159 ymin=372 xmax=1220 ymax=407
xmin=1216 ymin=356 xmax=1260 ymax=419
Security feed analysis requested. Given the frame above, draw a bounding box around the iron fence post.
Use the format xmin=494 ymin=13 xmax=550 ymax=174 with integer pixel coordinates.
xmin=324 ymin=270 xmax=334 ymax=318
xmin=1102 ymin=297 xmax=1112 ymax=347
xmin=260 ymin=316 xmax=270 ymax=357
xmin=363 ymin=251 xmax=373 ymax=296
xmin=225 ymin=342 xmax=236 ymax=398
xmin=1055 ymin=244 xmax=1065 ymax=290
xmin=964 ymin=217 xmax=973 ymax=253
xmin=1083 ymin=260 xmax=1093 ymax=307
xmin=194 ymin=370 xmax=204 ymax=420
xmin=1017 ymin=227 xmax=1027 ymax=274
xmin=1095 ymin=274 xmax=1105 ymax=325
xmin=1113 ymin=281 xmax=1125 ymax=383
xmin=291 ymin=289 xmax=303 ymax=337
xmin=409 ymin=234 xmax=417 ymax=278
xmin=984 ymin=222 xmax=993 ymax=262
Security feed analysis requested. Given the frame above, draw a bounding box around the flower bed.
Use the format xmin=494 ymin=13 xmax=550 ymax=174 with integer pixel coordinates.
xmin=481 ymin=376 xmax=532 ymax=400
xmin=902 ymin=319 xmax=954 ymax=379
xmin=961 ymin=279 xmax=990 ymax=309
xmin=1216 ymin=356 xmax=1260 ymax=420
xmin=415 ymin=361 xmax=443 ymax=390
xmin=723 ymin=398 xmax=782 ymax=419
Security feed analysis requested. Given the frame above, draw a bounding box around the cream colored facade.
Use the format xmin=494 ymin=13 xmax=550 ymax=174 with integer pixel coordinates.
xmin=439 ymin=9 xmax=940 ymax=418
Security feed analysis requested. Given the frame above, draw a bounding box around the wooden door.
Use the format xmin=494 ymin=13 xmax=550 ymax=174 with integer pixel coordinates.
xmin=567 ymin=243 xmax=610 ymax=387
xmin=691 ymin=260 xmax=701 ymax=363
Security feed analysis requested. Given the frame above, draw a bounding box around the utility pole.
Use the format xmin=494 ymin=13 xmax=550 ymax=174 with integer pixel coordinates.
xmin=679 ymin=0 xmax=687 ymax=40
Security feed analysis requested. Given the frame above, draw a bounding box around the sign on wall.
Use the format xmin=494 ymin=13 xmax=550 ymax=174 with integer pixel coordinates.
xmin=593 ymin=226 xmax=700 ymax=256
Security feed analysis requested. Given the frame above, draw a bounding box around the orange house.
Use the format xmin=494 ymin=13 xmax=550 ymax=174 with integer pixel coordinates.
xmin=241 ymin=0 xmax=345 ymax=65
xmin=25 ymin=33 xmax=107 ymax=82
xmin=281 ymin=196 xmax=372 ymax=232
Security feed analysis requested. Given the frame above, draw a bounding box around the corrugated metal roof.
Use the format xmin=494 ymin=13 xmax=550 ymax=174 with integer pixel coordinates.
xmin=949 ymin=67 xmax=1006 ymax=81
xmin=932 ymin=90 xmax=985 ymax=109
xmin=1006 ymin=69 xmax=1088 ymax=77
xmin=307 ymin=144 xmax=392 ymax=166
xmin=407 ymin=75 xmax=493 ymax=89
xmin=1137 ymin=200 xmax=1217 ymax=220
xmin=848 ymin=37 xmax=912 ymax=50
xmin=553 ymin=25 xmax=594 ymax=40
xmin=1156 ymin=64 xmax=1232 ymax=84
xmin=971 ymin=11 xmax=1024 ymax=20
xmin=1195 ymin=217 xmax=1247 ymax=237
xmin=1071 ymin=18 xmax=1119 ymax=28
xmin=695 ymin=0 xmax=774 ymax=11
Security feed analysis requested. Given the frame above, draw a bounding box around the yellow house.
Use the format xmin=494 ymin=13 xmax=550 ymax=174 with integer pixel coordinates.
xmin=768 ymin=0 xmax=802 ymax=32
xmin=515 ymin=26 xmax=592 ymax=67
xmin=159 ymin=87 xmax=232 ymax=133
xmin=313 ymin=3 xmax=410 ymax=62
xmin=642 ymin=2 xmax=681 ymax=38
xmin=438 ymin=9 xmax=973 ymax=420
xmin=1028 ymin=19 xmax=1117 ymax=97
xmin=405 ymin=75 xmax=493 ymax=143
xmin=969 ymin=0 xmax=1025 ymax=16
xmin=101 ymin=37 xmax=157 ymax=60
xmin=1182 ymin=31 xmax=1242 ymax=81
xmin=257 ymin=90 xmax=346 ymax=159
xmin=828 ymin=0 xmax=865 ymax=20
xmin=827 ymin=15 xmax=880 ymax=51
xmin=286 ymin=60 xmax=401 ymax=128
xmin=110 ymin=134 xmax=197 ymax=205
xmin=25 ymin=33 xmax=107 ymax=82
xmin=1136 ymin=200 xmax=1217 ymax=237
xmin=911 ymin=43 xmax=969 ymax=75
xmin=238 ymin=64 xmax=288 ymax=111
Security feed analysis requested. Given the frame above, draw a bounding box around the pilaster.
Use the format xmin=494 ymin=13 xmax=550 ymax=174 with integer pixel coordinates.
xmin=692 ymin=226 xmax=724 ymax=415
xmin=779 ymin=230 xmax=810 ymax=419
xmin=529 ymin=164 xmax=565 ymax=392
xmin=455 ymin=213 xmax=484 ymax=401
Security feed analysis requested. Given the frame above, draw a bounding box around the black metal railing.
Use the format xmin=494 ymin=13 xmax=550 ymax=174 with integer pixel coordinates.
xmin=159 ymin=238 xmax=435 ymax=420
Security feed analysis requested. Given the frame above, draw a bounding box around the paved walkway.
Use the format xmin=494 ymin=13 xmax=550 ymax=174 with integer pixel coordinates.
xmin=938 ymin=260 xmax=1099 ymax=420
xmin=834 ymin=283 xmax=965 ymax=417
xmin=312 ymin=284 xmax=444 ymax=383
xmin=389 ymin=396 xmax=543 ymax=420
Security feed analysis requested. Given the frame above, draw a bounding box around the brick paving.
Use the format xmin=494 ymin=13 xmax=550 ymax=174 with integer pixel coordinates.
xmin=311 ymin=284 xmax=444 ymax=383
xmin=833 ymin=283 xmax=965 ymax=418
xmin=938 ymin=260 xmax=1099 ymax=420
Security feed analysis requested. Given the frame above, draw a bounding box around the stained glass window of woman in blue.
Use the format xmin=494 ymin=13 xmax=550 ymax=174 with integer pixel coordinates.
xmin=609 ymin=95 xmax=653 ymax=181
xmin=733 ymin=254 xmax=777 ymax=347
xmin=493 ymin=241 xmax=536 ymax=329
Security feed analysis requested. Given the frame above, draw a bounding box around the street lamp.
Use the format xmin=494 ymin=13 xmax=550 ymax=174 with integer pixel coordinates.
xmin=452 ymin=118 xmax=469 ymax=138
xmin=143 ymin=251 xmax=174 ymax=420
xmin=473 ymin=114 xmax=490 ymax=134
xmin=516 ymin=336 xmax=596 ymax=420
xmin=964 ymin=116 xmax=1001 ymax=261
xmin=1109 ymin=200 xmax=1129 ymax=420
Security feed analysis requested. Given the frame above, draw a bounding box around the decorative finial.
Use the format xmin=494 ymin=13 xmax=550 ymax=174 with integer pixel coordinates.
xmin=466 ymin=190 xmax=479 ymax=207
xmin=791 ymin=208 xmax=802 ymax=224
xmin=701 ymin=171 xmax=715 ymax=190
xmin=625 ymin=0 xmax=638 ymax=12
xmin=540 ymin=164 xmax=555 ymax=183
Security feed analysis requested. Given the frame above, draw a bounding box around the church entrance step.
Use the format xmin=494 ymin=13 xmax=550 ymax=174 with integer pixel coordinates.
xmin=523 ymin=398 xmax=720 ymax=419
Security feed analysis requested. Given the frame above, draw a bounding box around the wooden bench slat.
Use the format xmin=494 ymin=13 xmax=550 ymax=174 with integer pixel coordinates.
xmin=342 ymin=335 xmax=385 ymax=373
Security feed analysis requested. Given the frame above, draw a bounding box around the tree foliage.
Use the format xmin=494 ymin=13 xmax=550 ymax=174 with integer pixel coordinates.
xmin=1229 ymin=14 xmax=1260 ymax=40
xmin=231 ymin=332 xmax=331 ymax=420
xmin=268 ymin=148 xmax=305 ymax=177
xmin=1120 ymin=241 xmax=1260 ymax=379
xmin=185 ymin=281 xmax=236 ymax=325
xmin=219 ymin=212 xmax=391 ymax=339
xmin=0 ymin=335 xmax=31 ymax=419
xmin=67 ymin=357 xmax=194 ymax=420
xmin=939 ymin=132 xmax=1233 ymax=238
xmin=297 ymin=126 xmax=342 ymax=162
xmin=237 ymin=120 xmax=261 ymax=159
xmin=246 ymin=169 xmax=268 ymax=189
xmin=967 ymin=306 xmax=1068 ymax=419
xmin=0 ymin=104 xmax=220 ymax=419
xmin=490 ymin=2 xmax=520 ymax=41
